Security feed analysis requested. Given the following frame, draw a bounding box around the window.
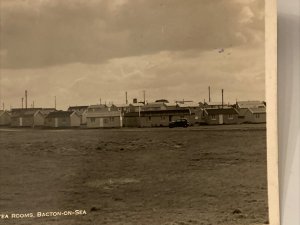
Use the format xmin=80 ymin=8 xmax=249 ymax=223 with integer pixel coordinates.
xmin=211 ymin=115 xmax=216 ymax=120
xmin=104 ymin=119 xmax=108 ymax=124
xmin=255 ymin=114 xmax=260 ymax=118
xmin=228 ymin=114 xmax=233 ymax=119
xmin=110 ymin=117 xmax=115 ymax=122
xmin=161 ymin=116 xmax=166 ymax=120
xmin=148 ymin=116 xmax=151 ymax=121
xmin=90 ymin=118 xmax=96 ymax=123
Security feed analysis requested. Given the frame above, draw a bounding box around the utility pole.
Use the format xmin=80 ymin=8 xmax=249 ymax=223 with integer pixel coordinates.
xmin=25 ymin=90 xmax=28 ymax=109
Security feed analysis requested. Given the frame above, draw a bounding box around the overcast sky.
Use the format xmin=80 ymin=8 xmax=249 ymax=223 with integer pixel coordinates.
xmin=0 ymin=0 xmax=265 ymax=110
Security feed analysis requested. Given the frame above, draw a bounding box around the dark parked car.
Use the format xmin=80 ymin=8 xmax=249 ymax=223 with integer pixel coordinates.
xmin=169 ymin=119 xmax=190 ymax=128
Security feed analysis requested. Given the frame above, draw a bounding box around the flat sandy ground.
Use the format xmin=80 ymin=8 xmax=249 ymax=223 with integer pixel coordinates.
xmin=0 ymin=125 xmax=268 ymax=225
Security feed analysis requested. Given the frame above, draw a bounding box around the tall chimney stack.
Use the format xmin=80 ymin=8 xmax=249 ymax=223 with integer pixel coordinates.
xmin=22 ymin=98 xmax=24 ymax=109
xmin=143 ymin=90 xmax=146 ymax=105
xmin=209 ymin=86 xmax=211 ymax=102
xmin=25 ymin=90 xmax=28 ymax=109
xmin=222 ymin=89 xmax=224 ymax=108
xmin=125 ymin=92 xmax=128 ymax=104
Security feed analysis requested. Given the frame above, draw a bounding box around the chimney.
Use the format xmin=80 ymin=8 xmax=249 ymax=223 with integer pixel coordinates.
xmin=22 ymin=98 xmax=24 ymax=109
xmin=55 ymin=96 xmax=57 ymax=109
xmin=143 ymin=90 xmax=146 ymax=104
xmin=25 ymin=90 xmax=28 ymax=109
xmin=209 ymin=86 xmax=211 ymax=102
xmin=125 ymin=92 xmax=128 ymax=104
xmin=222 ymin=89 xmax=224 ymax=108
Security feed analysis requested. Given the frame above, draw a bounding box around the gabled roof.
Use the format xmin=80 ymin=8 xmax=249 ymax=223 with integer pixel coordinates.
xmin=86 ymin=111 xmax=121 ymax=118
xmin=11 ymin=110 xmax=42 ymax=118
xmin=46 ymin=111 xmax=73 ymax=118
xmin=237 ymin=108 xmax=249 ymax=116
xmin=237 ymin=101 xmax=265 ymax=109
xmin=115 ymin=104 xmax=130 ymax=108
xmin=204 ymin=102 xmax=223 ymax=106
xmin=40 ymin=108 xmax=56 ymax=115
xmin=248 ymin=107 xmax=266 ymax=114
xmin=68 ymin=106 xmax=88 ymax=111
xmin=177 ymin=102 xmax=200 ymax=108
xmin=88 ymin=104 xmax=107 ymax=109
xmin=204 ymin=108 xmax=238 ymax=115
xmin=144 ymin=102 xmax=166 ymax=107
xmin=165 ymin=103 xmax=178 ymax=107
xmin=130 ymin=103 xmax=144 ymax=107
xmin=0 ymin=110 xmax=10 ymax=117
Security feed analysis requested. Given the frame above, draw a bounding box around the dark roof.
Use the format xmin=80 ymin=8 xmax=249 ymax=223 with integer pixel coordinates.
xmin=11 ymin=108 xmax=43 ymax=117
xmin=68 ymin=106 xmax=89 ymax=111
xmin=125 ymin=109 xmax=190 ymax=117
xmin=11 ymin=108 xmax=42 ymax=113
xmin=205 ymin=108 xmax=238 ymax=115
xmin=46 ymin=111 xmax=73 ymax=118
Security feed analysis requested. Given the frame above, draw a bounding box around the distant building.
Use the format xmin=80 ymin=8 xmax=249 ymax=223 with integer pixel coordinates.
xmin=203 ymin=108 xmax=239 ymax=125
xmin=86 ymin=105 xmax=122 ymax=128
xmin=236 ymin=101 xmax=266 ymax=109
xmin=124 ymin=109 xmax=191 ymax=127
xmin=203 ymin=102 xmax=231 ymax=109
xmin=142 ymin=102 xmax=167 ymax=111
xmin=155 ymin=99 xmax=169 ymax=103
xmin=45 ymin=111 xmax=81 ymax=128
xmin=68 ymin=106 xmax=89 ymax=125
xmin=11 ymin=109 xmax=45 ymax=127
xmin=238 ymin=108 xmax=266 ymax=124
xmin=0 ymin=111 xmax=11 ymax=126
xmin=236 ymin=101 xmax=266 ymax=123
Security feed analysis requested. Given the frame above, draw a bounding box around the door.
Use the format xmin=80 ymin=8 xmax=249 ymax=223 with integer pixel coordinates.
xmin=219 ymin=114 xmax=223 ymax=124
xmin=100 ymin=118 xmax=104 ymax=127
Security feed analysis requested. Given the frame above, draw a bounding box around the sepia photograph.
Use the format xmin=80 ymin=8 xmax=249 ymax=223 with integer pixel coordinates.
xmin=0 ymin=0 xmax=277 ymax=224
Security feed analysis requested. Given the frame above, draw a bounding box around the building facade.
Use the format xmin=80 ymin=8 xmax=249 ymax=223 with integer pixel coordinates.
xmin=45 ymin=111 xmax=81 ymax=128
xmin=86 ymin=105 xmax=122 ymax=128
xmin=203 ymin=108 xmax=239 ymax=125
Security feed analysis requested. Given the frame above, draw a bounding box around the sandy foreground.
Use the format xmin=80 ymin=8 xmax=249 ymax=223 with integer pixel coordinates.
xmin=0 ymin=125 xmax=268 ymax=225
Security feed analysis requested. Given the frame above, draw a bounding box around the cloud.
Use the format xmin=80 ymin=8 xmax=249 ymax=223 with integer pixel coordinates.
xmin=0 ymin=44 xmax=265 ymax=109
xmin=0 ymin=0 xmax=264 ymax=69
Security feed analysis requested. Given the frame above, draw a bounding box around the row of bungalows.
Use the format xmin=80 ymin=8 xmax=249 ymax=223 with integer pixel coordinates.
xmin=124 ymin=108 xmax=191 ymax=127
xmin=0 ymin=100 xmax=266 ymax=129
xmin=235 ymin=101 xmax=266 ymax=124
xmin=44 ymin=111 xmax=81 ymax=128
xmin=0 ymin=110 xmax=11 ymax=126
xmin=200 ymin=101 xmax=266 ymax=124
xmin=10 ymin=108 xmax=56 ymax=127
